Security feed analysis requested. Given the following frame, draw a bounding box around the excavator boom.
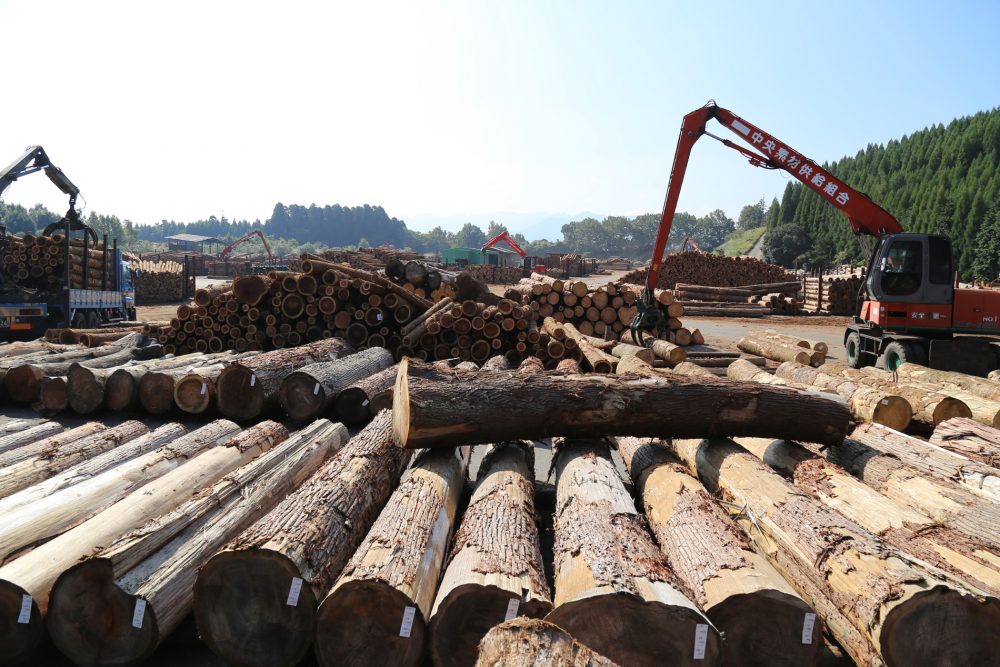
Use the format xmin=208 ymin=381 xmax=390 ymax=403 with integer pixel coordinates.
xmin=219 ymin=230 xmax=274 ymax=260
xmin=0 ymin=145 xmax=80 ymax=207
xmin=482 ymin=230 xmax=527 ymax=257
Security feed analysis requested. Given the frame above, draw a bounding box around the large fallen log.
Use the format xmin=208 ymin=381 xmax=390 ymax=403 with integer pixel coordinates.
xmin=0 ymin=421 xmax=236 ymax=565
xmin=392 ymin=359 xmax=851 ymax=449
xmin=46 ymin=420 xmax=347 ymax=667
xmin=313 ymin=446 xmax=471 ymax=667
xmin=668 ymin=436 xmax=1000 ymax=667
xmin=332 ymin=363 xmax=399 ymax=425
xmin=930 ymin=418 xmax=1000 ymax=468
xmin=428 ymin=442 xmax=552 ymax=667
xmin=279 ymin=346 xmax=394 ymax=421
xmin=545 ymin=438 xmax=721 ymax=666
xmin=0 ymin=422 xmax=104 ymax=470
xmin=761 ymin=329 xmax=829 ymax=354
xmin=894 ymin=362 xmax=1000 ymax=401
xmin=194 ymin=411 xmax=413 ymax=667
xmin=737 ymin=336 xmax=820 ymax=366
xmin=0 ymin=421 xmax=63 ymax=455
xmin=215 ymin=338 xmax=354 ymax=420
xmin=103 ymin=352 xmax=235 ymax=411
xmin=615 ymin=436 xmax=822 ymax=666
xmin=857 ymin=367 xmax=1000 ymax=428
xmin=0 ymin=421 xmax=285 ymax=664
xmin=736 ymin=436 xmax=1000 ymax=598
xmin=851 ymin=423 xmax=1000 ymax=502
xmin=474 ymin=618 xmax=618 ymax=667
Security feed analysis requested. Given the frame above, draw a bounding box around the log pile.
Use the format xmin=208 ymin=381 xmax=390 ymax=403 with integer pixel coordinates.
xmin=314 ymin=247 xmax=423 ymax=272
xmin=802 ymin=274 xmax=862 ymax=314
xmin=737 ymin=334 xmax=825 ymax=366
xmin=461 ymin=263 xmax=523 ymax=285
xmin=133 ymin=258 xmax=192 ymax=304
xmin=385 ymin=258 xmax=458 ymax=301
xmin=620 ymin=252 xmax=793 ymax=289
xmin=2 ymin=233 xmax=117 ymax=290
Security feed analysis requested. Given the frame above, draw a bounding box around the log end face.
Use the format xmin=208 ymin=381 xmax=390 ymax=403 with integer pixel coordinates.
xmin=871 ymin=396 xmax=913 ymax=432
xmin=279 ymin=372 xmax=326 ymax=422
xmin=0 ymin=579 xmax=43 ymax=666
xmin=708 ymin=591 xmax=822 ymax=667
xmin=174 ymin=375 xmax=211 ymax=414
xmin=934 ymin=398 xmax=974 ymax=425
xmin=48 ymin=559 xmax=159 ymax=667
xmin=216 ymin=366 xmax=265 ymax=421
xmin=4 ymin=365 xmax=44 ymax=403
xmin=194 ymin=550 xmax=317 ymax=667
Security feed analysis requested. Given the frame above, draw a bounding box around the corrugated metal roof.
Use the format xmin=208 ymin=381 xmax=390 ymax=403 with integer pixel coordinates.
xmin=165 ymin=234 xmax=222 ymax=243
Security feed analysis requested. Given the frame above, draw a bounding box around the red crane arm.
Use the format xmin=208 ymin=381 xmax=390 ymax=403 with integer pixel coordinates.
xmin=644 ymin=101 xmax=903 ymax=294
xmin=219 ymin=230 xmax=274 ymax=260
xmin=482 ymin=230 xmax=527 ymax=257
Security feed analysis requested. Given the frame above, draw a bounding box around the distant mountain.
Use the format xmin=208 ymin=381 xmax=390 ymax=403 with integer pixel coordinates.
xmin=402 ymin=211 xmax=601 ymax=242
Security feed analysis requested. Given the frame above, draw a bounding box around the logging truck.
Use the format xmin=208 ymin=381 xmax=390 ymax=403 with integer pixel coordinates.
xmin=0 ymin=146 xmax=136 ymax=339
xmin=634 ymin=101 xmax=1000 ymax=375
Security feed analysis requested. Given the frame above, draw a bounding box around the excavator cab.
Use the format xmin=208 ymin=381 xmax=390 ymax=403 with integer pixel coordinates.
xmin=864 ymin=233 xmax=953 ymax=306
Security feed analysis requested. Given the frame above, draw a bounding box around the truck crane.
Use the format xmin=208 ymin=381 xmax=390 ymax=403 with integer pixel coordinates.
xmin=482 ymin=230 xmax=545 ymax=273
xmin=633 ymin=101 xmax=1000 ymax=375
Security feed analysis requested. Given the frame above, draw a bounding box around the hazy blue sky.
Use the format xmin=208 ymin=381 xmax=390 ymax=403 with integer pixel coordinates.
xmin=2 ymin=0 xmax=998 ymax=238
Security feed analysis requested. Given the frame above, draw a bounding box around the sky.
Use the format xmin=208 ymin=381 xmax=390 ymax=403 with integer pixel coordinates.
xmin=1 ymin=0 xmax=998 ymax=240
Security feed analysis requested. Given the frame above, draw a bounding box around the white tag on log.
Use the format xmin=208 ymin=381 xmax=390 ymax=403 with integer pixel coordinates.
xmin=132 ymin=599 xmax=147 ymax=628
xmin=880 ymin=399 xmax=889 ymax=405
xmin=361 ymin=399 xmax=369 ymax=406
xmin=200 ymin=383 xmax=207 ymax=396
xmin=17 ymin=595 xmax=31 ymax=624
xmin=693 ymin=623 xmax=708 ymax=659
xmin=313 ymin=383 xmax=320 ymax=395
xmin=250 ymin=374 xmax=256 ymax=387
xmin=504 ymin=598 xmax=520 ymax=621
xmin=376 ymin=312 xmax=383 ymax=321
xmin=286 ymin=577 xmax=303 ymax=606
xmin=399 ymin=605 xmax=416 ymax=638
xmin=802 ymin=612 xmax=816 ymax=644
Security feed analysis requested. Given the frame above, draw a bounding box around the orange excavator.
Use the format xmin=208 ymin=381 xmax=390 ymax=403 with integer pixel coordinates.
xmin=482 ymin=230 xmax=545 ymax=273
xmin=633 ymin=101 xmax=1000 ymax=375
xmin=219 ymin=230 xmax=274 ymax=261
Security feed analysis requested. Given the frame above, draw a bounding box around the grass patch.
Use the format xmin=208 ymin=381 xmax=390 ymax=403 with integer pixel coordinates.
xmin=717 ymin=226 xmax=766 ymax=257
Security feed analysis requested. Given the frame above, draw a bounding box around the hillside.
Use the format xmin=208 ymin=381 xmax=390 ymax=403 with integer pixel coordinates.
xmin=764 ymin=107 xmax=1000 ymax=278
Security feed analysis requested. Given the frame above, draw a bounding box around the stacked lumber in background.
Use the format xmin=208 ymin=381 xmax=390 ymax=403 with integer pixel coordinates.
xmin=673 ymin=281 xmax=803 ymax=316
xmin=620 ymin=251 xmax=793 ymax=289
xmin=133 ymin=258 xmax=192 ymax=303
xmin=2 ymin=233 xmax=116 ymax=290
xmin=384 ymin=257 xmax=458 ymax=300
xmin=461 ymin=263 xmax=523 ymax=285
xmin=314 ymin=247 xmax=424 ymax=271
xmin=803 ymin=274 xmax=863 ymax=314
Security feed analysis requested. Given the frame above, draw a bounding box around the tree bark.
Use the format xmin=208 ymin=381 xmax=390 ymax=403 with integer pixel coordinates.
xmin=216 ymin=338 xmax=354 ymax=420
xmin=610 ymin=342 xmax=654 ymax=364
xmin=0 ymin=421 xmax=64 ymax=456
xmin=736 ymin=436 xmax=1000 ymax=598
xmin=193 ymin=411 xmax=413 ymax=667
xmin=545 ymin=438 xmax=721 ymax=666
xmin=332 ymin=363 xmax=399 ymax=426
xmin=895 ymin=362 xmax=1000 ymax=401
xmin=46 ymin=420 xmax=347 ymax=667
xmin=279 ymin=347 xmax=394 ymax=421
xmin=548 ymin=319 xmax=616 ymax=373
xmin=724 ymin=359 xmax=851 ymax=407
xmin=104 ymin=351 xmax=237 ymax=412
xmin=474 ymin=618 xmax=618 ymax=667
xmin=737 ymin=337 xmax=818 ymax=366
xmin=648 ymin=339 xmax=687 ymax=365
xmin=0 ymin=421 xmax=236 ymax=565
xmin=930 ymin=418 xmax=1000 ymax=468
xmin=671 ymin=361 xmax=719 ymax=379
xmin=851 ymin=423 xmax=1000 ymax=502
xmin=759 ymin=329 xmax=829 ymax=354
xmin=669 ymin=437 xmax=1000 ymax=667
xmin=0 ymin=421 xmax=284 ymax=663
xmin=392 ymin=359 xmax=850 ymax=449
xmin=428 ymin=443 xmax=552 ymax=667
xmin=615 ymin=436 xmax=822 ymax=667
xmin=313 ymin=446 xmax=470 ymax=667
xmin=614 ymin=354 xmax=667 ymax=378
xmin=858 ymin=368 xmax=1000 ymax=428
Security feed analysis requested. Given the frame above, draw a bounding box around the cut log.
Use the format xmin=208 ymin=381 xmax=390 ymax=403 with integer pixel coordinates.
xmin=480 ymin=355 xmax=511 ymax=371
xmin=193 ymin=411 xmax=413 ymax=667
xmin=930 ymin=418 xmax=1000 ymax=468
xmin=615 ymin=436 xmax=822 ymax=666
xmin=671 ymin=361 xmax=718 ymax=379
xmin=610 ymin=343 xmax=654 ymax=364
xmin=0 ymin=421 xmax=63 ymax=455
xmin=0 ymin=423 xmax=103 ymax=471
xmin=0 ymin=421 xmax=284 ymax=663
xmin=614 ymin=354 xmax=667 ymax=378
xmin=332 ymin=363 xmax=400 ymax=426
xmin=670 ymin=436 xmax=1000 ymax=667
xmin=0 ymin=421 xmax=235 ymax=565
xmin=857 ymin=367 xmax=1000 ymax=428
xmin=737 ymin=336 xmax=817 ymax=365
xmin=895 ymin=363 xmax=1000 ymax=401
xmin=760 ymin=329 xmax=829 ymax=354
xmin=216 ymin=338 xmax=354 ymax=420
xmin=46 ymin=420 xmax=347 ymax=666
xmin=724 ymin=359 xmax=849 ymax=407
xmin=545 ymin=438 xmax=721 ymax=666
xmin=475 ymin=618 xmax=619 ymax=667
xmin=548 ymin=319 xmax=616 ymax=373
xmin=851 ymin=423 xmax=1000 ymax=502
xmin=392 ymin=359 xmax=851 ymax=449
xmin=647 ymin=339 xmax=687 ymax=365
xmin=279 ymin=346 xmax=394 ymax=421
xmin=428 ymin=443 xmax=552 ymax=667
xmin=313 ymin=446 xmax=470 ymax=667
xmin=104 ymin=352 xmax=234 ymax=411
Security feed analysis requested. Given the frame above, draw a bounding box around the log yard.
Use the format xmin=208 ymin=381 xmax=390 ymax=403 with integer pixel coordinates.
xmin=2 ymin=3 xmax=1000 ymax=666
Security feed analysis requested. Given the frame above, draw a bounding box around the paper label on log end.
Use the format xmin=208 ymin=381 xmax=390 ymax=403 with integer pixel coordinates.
xmin=286 ymin=577 xmax=303 ymax=606
xmin=399 ymin=606 xmax=416 ymax=638
xmin=693 ymin=624 xmax=708 ymax=659
xmin=361 ymin=399 xmax=369 ymax=406
xmin=132 ymin=599 xmax=147 ymax=628
xmin=504 ymin=598 xmax=520 ymax=621
xmin=250 ymin=374 xmax=256 ymax=387
xmin=200 ymin=383 xmax=207 ymax=396
xmin=880 ymin=399 xmax=889 ymax=405
xmin=17 ymin=595 xmax=31 ymax=624
xmin=314 ymin=383 xmax=320 ymax=395
xmin=802 ymin=613 xmax=816 ymax=644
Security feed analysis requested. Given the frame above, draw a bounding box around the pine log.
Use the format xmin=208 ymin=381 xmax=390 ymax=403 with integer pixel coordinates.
xmin=216 ymin=338 xmax=355 ymax=420
xmin=193 ymin=411 xmax=413 ymax=667
xmin=0 ymin=419 xmax=35 ymax=436
xmin=140 ymin=362 xmax=227 ymax=415
xmin=930 ymin=418 xmax=1000 ymax=468
xmin=0 ymin=421 xmax=234 ymax=565
xmin=332 ymin=363 xmax=399 ymax=425
xmin=104 ymin=352 xmax=235 ymax=411
xmin=858 ymin=368 xmax=1000 ymax=428
xmin=669 ymin=436 xmax=1000 ymax=667
xmin=313 ymin=446 xmax=470 ymax=667
xmin=675 ymin=283 xmax=752 ymax=297
xmin=737 ymin=337 xmax=817 ymax=365
xmin=392 ymin=359 xmax=851 ymax=449
xmin=724 ymin=359 xmax=849 ymax=408
xmin=474 ymin=618 xmax=618 ymax=667
xmin=851 ymin=423 xmax=1000 ymax=502
xmin=671 ymin=361 xmax=718 ymax=379
xmin=480 ymin=355 xmax=512 ymax=371
xmin=428 ymin=443 xmax=552 ymax=667
xmin=545 ymin=438 xmax=721 ymax=666
xmin=0 ymin=421 xmax=63 ymax=455
xmin=762 ymin=329 xmax=829 ymax=354
xmin=279 ymin=347 xmax=394 ymax=421
xmin=616 ymin=436 xmax=822 ymax=666
xmin=171 ymin=353 xmax=256 ymax=415
xmin=610 ymin=343 xmax=654 ymax=364
xmin=0 ymin=421 xmax=284 ymax=662
xmin=551 ymin=320 xmax=616 ymax=373
xmin=614 ymin=354 xmax=667 ymax=378
xmin=647 ymin=339 xmax=687 ymax=365
xmin=46 ymin=420 xmax=346 ymax=666
xmin=895 ymin=363 xmax=1000 ymax=401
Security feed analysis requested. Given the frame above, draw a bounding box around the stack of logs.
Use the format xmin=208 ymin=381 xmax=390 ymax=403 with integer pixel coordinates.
xmin=737 ymin=331 xmax=827 ymax=367
xmin=675 ymin=281 xmax=803 ymax=316
xmin=134 ymin=258 xmax=192 ymax=304
xmin=460 ymin=264 xmax=523 ymax=285
xmin=803 ymin=274 xmax=862 ymax=314
xmin=384 ymin=258 xmax=456 ymax=301
xmin=313 ymin=247 xmax=424 ymax=272
xmin=620 ymin=251 xmax=794 ymax=289
xmin=2 ymin=234 xmax=114 ymax=290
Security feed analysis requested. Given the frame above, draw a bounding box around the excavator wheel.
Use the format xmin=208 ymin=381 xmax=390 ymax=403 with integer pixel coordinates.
xmin=71 ymin=312 xmax=87 ymax=329
xmin=881 ymin=341 xmax=919 ymax=371
xmin=86 ymin=311 xmax=101 ymax=330
xmin=845 ymin=331 xmax=867 ymax=369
